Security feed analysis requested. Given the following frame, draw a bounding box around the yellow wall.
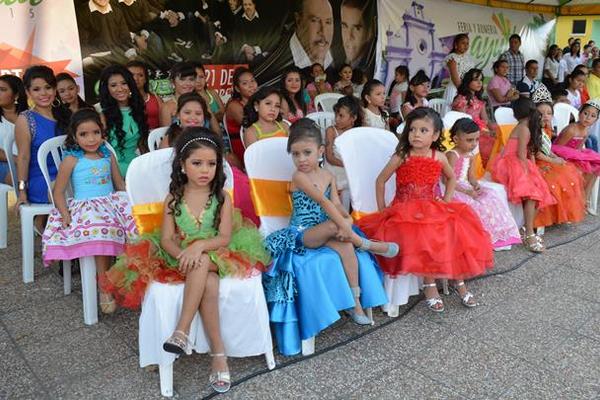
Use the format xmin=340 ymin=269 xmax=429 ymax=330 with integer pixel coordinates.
xmin=556 ymin=15 xmax=600 ymax=48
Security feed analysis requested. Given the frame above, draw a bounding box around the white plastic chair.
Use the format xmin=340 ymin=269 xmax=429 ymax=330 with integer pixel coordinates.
xmin=396 ymin=122 xmax=405 ymax=135
xmin=314 ymin=93 xmax=344 ymax=113
xmin=148 ymin=127 xmax=169 ymax=151
xmin=553 ymin=102 xmax=579 ymax=134
xmin=428 ymin=98 xmax=447 ymax=117
xmin=0 ymin=126 xmax=18 ymax=249
xmin=335 ymin=128 xmax=422 ymax=316
xmin=126 ymin=149 xmax=274 ymax=397
xmin=37 ymin=136 xmax=119 ymax=325
xmin=442 ymin=111 xmax=472 ymax=131
xmin=494 ymin=107 xmax=517 ymax=125
xmin=306 ymin=111 xmax=335 ymax=145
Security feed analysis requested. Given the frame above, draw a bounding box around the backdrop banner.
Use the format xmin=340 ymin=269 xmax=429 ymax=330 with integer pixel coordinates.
xmin=73 ymin=0 xmax=377 ymax=102
xmin=375 ymin=0 xmax=556 ymax=93
xmin=0 ymin=0 xmax=83 ymax=87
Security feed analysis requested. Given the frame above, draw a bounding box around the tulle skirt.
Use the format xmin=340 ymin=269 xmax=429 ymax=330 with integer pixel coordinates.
xmin=552 ymin=145 xmax=600 ymax=175
xmin=356 ymin=199 xmax=494 ymax=279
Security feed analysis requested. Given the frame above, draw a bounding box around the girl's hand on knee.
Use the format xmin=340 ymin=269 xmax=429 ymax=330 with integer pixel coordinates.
xmin=61 ymin=213 xmax=72 ymax=229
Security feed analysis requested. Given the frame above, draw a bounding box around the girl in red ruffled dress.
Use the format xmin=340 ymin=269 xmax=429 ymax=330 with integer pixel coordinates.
xmin=357 ymin=108 xmax=494 ymax=313
xmin=492 ymin=97 xmax=556 ymax=253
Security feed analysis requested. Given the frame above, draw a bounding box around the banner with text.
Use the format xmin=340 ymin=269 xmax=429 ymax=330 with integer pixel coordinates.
xmin=0 ymin=0 xmax=83 ymax=90
xmin=73 ymin=0 xmax=377 ymax=102
xmin=375 ymin=0 xmax=555 ymax=92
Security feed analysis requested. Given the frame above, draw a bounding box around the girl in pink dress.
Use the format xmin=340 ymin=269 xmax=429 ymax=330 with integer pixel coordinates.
xmin=452 ymin=69 xmax=498 ymax=136
xmin=552 ymin=100 xmax=600 ymax=212
xmin=447 ymin=118 xmax=521 ymax=249
xmin=492 ymin=98 xmax=555 ymax=253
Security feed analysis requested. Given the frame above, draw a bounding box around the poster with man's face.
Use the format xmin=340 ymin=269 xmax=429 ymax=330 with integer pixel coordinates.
xmin=73 ymin=0 xmax=376 ymax=101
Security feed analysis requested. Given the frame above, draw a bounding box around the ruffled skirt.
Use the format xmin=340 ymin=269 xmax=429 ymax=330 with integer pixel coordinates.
xmin=42 ymin=192 xmax=137 ymax=266
xmin=551 ymin=145 xmax=600 ymax=175
xmin=492 ymin=154 xmax=556 ymax=209
xmin=100 ymin=212 xmax=270 ymax=309
xmin=534 ymin=160 xmax=586 ymax=227
xmin=264 ymin=226 xmax=387 ymax=356
xmin=356 ymin=199 xmax=494 ymax=279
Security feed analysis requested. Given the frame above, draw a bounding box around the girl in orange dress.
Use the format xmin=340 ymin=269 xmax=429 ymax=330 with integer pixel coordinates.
xmin=532 ymin=87 xmax=586 ymax=228
xmin=492 ymin=97 xmax=555 ymax=253
xmin=357 ymin=108 xmax=494 ymax=313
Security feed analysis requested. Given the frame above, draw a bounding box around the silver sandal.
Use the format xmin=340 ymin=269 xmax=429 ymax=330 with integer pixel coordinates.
xmin=452 ymin=281 xmax=478 ymax=308
xmin=359 ymin=238 xmax=399 ymax=258
xmin=209 ymin=353 xmax=231 ymax=393
xmin=162 ymin=330 xmax=190 ymax=355
xmin=423 ymin=283 xmax=444 ymax=313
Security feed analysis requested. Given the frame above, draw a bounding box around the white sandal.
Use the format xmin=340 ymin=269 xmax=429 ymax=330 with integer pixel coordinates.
xmin=209 ymin=353 xmax=231 ymax=393
xmin=452 ymin=281 xmax=478 ymax=308
xmin=423 ymin=283 xmax=444 ymax=313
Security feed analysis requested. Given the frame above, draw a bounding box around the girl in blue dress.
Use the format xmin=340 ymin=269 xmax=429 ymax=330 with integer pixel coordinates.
xmin=264 ymin=118 xmax=395 ymax=356
xmin=15 ymin=66 xmax=71 ymax=232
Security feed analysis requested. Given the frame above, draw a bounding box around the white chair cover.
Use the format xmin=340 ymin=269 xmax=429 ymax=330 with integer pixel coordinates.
xmin=335 ymin=128 xmax=421 ymax=310
xmin=314 ymin=93 xmax=344 ymax=113
xmin=442 ymin=111 xmax=472 ymax=131
xmin=494 ymin=107 xmax=517 ymax=125
xmin=553 ymin=102 xmax=579 ymax=134
xmin=148 ymin=127 xmax=169 ymax=151
xmin=125 ymin=149 xmax=274 ymax=388
xmin=243 ymin=138 xmax=295 ymax=236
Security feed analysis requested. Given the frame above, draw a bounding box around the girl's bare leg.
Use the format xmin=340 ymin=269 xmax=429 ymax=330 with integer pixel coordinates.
xmin=175 ymin=253 xmax=210 ymax=335
xmin=302 ymin=219 xmax=393 ymax=255
xmin=523 ymin=199 xmax=537 ymax=236
xmin=199 ymin=271 xmax=228 ymax=373
xmin=326 ymin=239 xmax=364 ymax=315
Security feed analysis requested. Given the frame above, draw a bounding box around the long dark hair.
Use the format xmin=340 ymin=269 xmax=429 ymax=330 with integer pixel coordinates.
xmin=456 ymin=68 xmax=484 ymax=105
xmin=98 ymin=65 xmax=149 ymax=155
xmin=126 ymin=60 xmax=151 ymax=93
xmin=546 ymin=44 xmax=559 ymax=61
xmin=64 ymin=108 xmax=105 ymax=151
xmin=22 ymin=65 xmax=71 ymax=135
xmin=333 ymin=95 xmax=363 ymax=127
xmin=404 ymin=71 xmax=430 ymax=107
xmin=56 ymin=73 xmax=90 ymax=110
xmin=231 ymin=67 xmax=254 ymax=101
xmin=0 ymin=74 xmax=27 ymax=122
xmin=396 ymin=107 xmax=445 ymax=160
xmin=569 ymin=41 xmax=581 ymax=57
xmin=449 ymin=117 xmax=479 ymax=143
xmin=280 ymin=66 xmax=307 ymax=117
xmin=361 ymin=79 xmax=388 ymax=123
xmin=512 ymin=97 xmax=542 ymax=156
xmin=168 ymin=127 xmax=226 ymax=229
xmin=242 ymin=86 xmax=282 ymax=128
xmin=565 ymin=69 xmax=586 ymax=90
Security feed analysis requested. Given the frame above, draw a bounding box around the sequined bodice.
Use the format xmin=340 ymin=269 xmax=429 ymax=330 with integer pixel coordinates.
xmin=289 ymin=186 xmax=331 ymax=229
xmin=565 ymin=137 xmax=584 ymax=149
xmin=394 ymin=155 xmax=441 ymax=203
xmin=176 ymin=195 xmax=218 ymax=247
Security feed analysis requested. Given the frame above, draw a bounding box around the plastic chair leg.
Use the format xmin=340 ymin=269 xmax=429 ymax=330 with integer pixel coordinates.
xmin=441 ymin=279 xmax=450 ymax=296
xmin=301 ymin=337 xmax=315 ymax=355
xmin=20 ymin=209 xmax=35 ymax=283
xmin=0 ymin=190 xmax=7 ymax=249
xmin=590 ymin=178 xmax=599 ymax=213
xmin=265 ymin=348 xmax=276 ymax=370
xmin=159 ymin=363 xmax=174 ymax=397
xmin=386 ymin=304 xmax=400 ymax=318
xmin=80 ymin=256 xmax=98 ymax=325
xmin=63 ymin=260 xmax=72 ymax=295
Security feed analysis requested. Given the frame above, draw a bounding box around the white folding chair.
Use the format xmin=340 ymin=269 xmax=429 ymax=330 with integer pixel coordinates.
xmin=553 ymin=102 xmax=579 ymax=134
xmin=148 ymin=127 xmax=169 ymax=151
xmin=314 ymin=93 xmax=344 ymax=113
xmin=494 ymin=107 xmax=517 ymax=125
xmin=306 ymin=111 xmax=335 ymax=145
xmin=335 ymin=128 xmax=422 ymax=316
xmin=0 ymin=126 xmax=17 ymax=249
xmin=126 ymin=149 xmax=274 ymax=397
xmin=428 ymin=98 xmax=447 ymax=117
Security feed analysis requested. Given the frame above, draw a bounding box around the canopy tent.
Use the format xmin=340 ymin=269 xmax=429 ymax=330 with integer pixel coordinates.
xmin=453 ymin=0 xmax=600 ymax=15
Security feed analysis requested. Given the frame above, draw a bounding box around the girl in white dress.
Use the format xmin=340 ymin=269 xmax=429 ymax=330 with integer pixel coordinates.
xmin=443 ymin=34 xmax=475 ymax=113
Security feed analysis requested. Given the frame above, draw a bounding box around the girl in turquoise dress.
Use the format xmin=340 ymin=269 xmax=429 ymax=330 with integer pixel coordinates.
xmin=101 ymin=128 xmax=270 ymax=393
xmin=99 ymin=65 xmax=149 ymax=177
xmin=264 ymin=118 xmax=394 ymax=356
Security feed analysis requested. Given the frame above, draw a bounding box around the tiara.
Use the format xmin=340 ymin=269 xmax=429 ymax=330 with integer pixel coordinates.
xmin=181 ymin=137 xmax=217 ymax=153
xmin=531 ymin=85 xmax=552 ymax=104
xmin=585 ymin=98 xmax=600 ymax=112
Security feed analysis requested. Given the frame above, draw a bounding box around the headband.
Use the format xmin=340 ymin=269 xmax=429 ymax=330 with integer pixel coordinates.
xmin=181 ymin=136 xmax=217 ymax=153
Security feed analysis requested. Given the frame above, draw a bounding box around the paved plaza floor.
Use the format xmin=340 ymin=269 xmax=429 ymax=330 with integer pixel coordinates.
xmin=1 ymin=209 xmax=599 ymax=400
